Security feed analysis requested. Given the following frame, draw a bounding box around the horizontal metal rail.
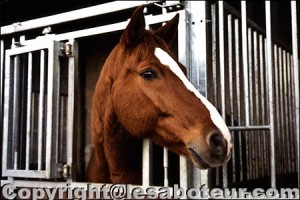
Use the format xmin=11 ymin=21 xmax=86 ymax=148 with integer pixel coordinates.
xmin=1 ymin=1 xmax=160 ymax=35
xmin=228 ymin=125 xmax=271 ymax=131
xmin=17 ymin=11 xmax=181 ymax=45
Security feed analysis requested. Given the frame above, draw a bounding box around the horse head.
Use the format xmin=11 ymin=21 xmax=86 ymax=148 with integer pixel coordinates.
xmin=91 ymin=6 xmax=232 ymax=174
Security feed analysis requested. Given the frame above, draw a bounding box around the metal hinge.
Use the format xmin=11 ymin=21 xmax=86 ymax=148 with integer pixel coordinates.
xmin=60 ymin=42 xmax=73 ymax=57
xmin=57 ymin=164 xmax=71 ymax=180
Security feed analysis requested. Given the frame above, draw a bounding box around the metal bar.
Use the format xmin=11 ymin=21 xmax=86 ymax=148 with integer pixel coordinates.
xmin=1 ymin=1 xmax=160 ymax=35
xmin=291 ymin=0 xmax=300 ymax=189
xmin=187 ymin=0 xmax=208 ymax=190
xmin=211 ymin=4 xmax=218 ymax=106
xmin=66 ymin=39 xmax=78 ymax=180
xmin=0 ymin=39 xmax=3 ymax=127
xmin=177 ymin=6 xmax=188 ymax=193
xmin=163 ymin=147 xmax=168 ymax=187
xmin=46 ymin=41 xmax=60 ymax=178
xmin=2 ymin=43 xmax=14 ymax=173
xmin=6 ymin=42 xmax=57 ymax=56
xmin=278 ymin=47 xmax=284 ymax=174
xmin=228 ymin=125 xmax=271 ymax=131
xmin=218 ymin=1 xmax=226 ymax=121
xmin=283 ymin=50 xmax=291 ymax=173
xmin=142 ymin=139 xmax=151 ymax=186
xmin=218 ymin=1 xmax=228 ymax=188
xmin=248 ymin=27 xmax=254 ymax=179
xmin=265 ymin=1 xmax=276 ymax=188
xmin=227 ymin=13 xmax=236 ymax=183
xmin=2 ymin=170 xmax=48 ymax=178
xmin=38 ymin=50 xmax=45 ymax=171
xmin=12 ymin=54 xmax=21 ymax=170
xmin=264 ymin=38 xmax=270 ymax=176
xmin=287 ymin=53 xmax=295 ymax=172
xmin=211 ymin=3 xmax=220 ymax=186
xmin=253 ymin=30 xmax=261 ymax=178
xmin=274 ymin=45 xmax=281 ymax=174
xmin=30 ymin=92 xmax=35 ymax=169
xmin=234 ymin=18 xmax=243 ymax=182
xmin=0 ymin=39 xmax=4 ymax=174
xmin=291 ymin=55 xmax=297 ymax=173
xmin=17 ymin=12 xmax=181 ymax=46
xmin=25 ymin=52 xmax=33 ymax=170
xmin=241 ymin=1 xmax=250 ymax=126
xmin=260 ymin=35 xmax=267 ymax=177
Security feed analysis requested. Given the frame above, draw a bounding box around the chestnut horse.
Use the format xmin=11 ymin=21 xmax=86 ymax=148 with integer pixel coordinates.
xmin=87 ymin=6 xmax=232 ymax=184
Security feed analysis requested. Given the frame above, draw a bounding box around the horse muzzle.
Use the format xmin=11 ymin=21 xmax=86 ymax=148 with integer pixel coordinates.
xmin=187 ymin=131 xmax=232 ymax=169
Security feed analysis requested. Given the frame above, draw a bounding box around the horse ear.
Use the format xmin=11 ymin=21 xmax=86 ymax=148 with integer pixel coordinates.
xmin=154 ymin=13 xmax=179 ymax=45
xmin=121 ymin=6 xmax=146 ymax=48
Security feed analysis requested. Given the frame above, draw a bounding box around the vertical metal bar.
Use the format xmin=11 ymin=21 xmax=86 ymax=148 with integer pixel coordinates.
xmin=211 ymin=4 xmax=218 ymax=106
xmin=253 ymin=31 xmax=261 ymax=178
xmin=218 ymin=1 xmax=226 ymax=122
xmin=25 ymin=52 xmax=33 ymax=170
xmin=142 ymin=139 xmax=151 ymax=186
xmin=265 ymin=1 xmax=276 ymax=188
xmin=163 ymin=147 xmax=169 ymax=186
xmin=235 ymin=18 xmax=243 ymax=182
xmin=241 ymin=2 xmax=250 ymax=180
xmin=38 ymin=50 xmax=45 ymax=171
xmin=30 ymin=92 xmax=35 ymax=169
xmin=187 ymin=0 xmax=208 ymax=190
xmin=227 ymin=14 xmax=236 ymax=183
xmin=278 ymin=47 xmax=283 ymax=174
xmin=178 ymin=8 xmax=188 ymax=193
xmin=45 ymin=41 xmax=60 ymax=178
xmin=290 ymin=55 xmax=297 ymax=173
xmin=241 ymin=1 xmax=250 ymax=126
xmin=248 ymin=27 xmax=254 ymax=179
xmin=218 ymin=1 xmax=228 ymax=188
xmin=0 ymin=40 xmax=3 ymax=128
xmin=0 ymin=40 xmax=4 ymax=174
xmin=291 ymin=0 xmax=300 ymax=189
xmin=274 ymin=45 xmax=281 ymax=174
xmin=283 ymin=50 xmax=291 ymax=173
xmin=264 ymin=38 xmax=270 ymax=176
xmin=12 ymin=54 xmax=21 ymax=170
xmin=287 ymin=53 xmax=295 ymax=173
xmin=3 ymin=46 xmax=14 ymax=172
xmin=66 ymin=39 xmax=77 ymax=180
xmin=286 ymin=52 xmax=292 ymax=174
xmin=211 ymin=3 xmax=220 ymax=186
xmin=142 ymin=20 xmax=152 ymax=187
xmin=260 ymin=35 xmax=267 ymax=177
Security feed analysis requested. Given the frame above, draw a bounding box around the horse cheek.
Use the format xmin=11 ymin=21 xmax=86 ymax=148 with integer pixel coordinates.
xmin=112 ymin=84 xmax=158 ymax=138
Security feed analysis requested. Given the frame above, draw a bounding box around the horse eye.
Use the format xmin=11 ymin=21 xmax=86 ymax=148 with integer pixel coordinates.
xmin=140 ymin=69 xmax=158 ymax=80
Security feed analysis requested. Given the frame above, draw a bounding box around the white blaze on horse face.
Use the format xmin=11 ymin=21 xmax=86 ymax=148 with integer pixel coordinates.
xmin=154 ymin=48 xmax=232 ymax=153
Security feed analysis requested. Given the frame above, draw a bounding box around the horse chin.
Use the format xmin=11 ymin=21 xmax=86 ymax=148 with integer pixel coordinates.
xmin=187 ymin=148 xmax=212 ymax=169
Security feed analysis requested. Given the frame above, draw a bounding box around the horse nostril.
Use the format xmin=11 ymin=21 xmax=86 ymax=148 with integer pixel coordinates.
xmin=209 ymin=133 xmax=227 ymax=156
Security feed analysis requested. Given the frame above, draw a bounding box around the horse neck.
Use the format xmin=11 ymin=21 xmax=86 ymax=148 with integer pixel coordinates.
xmin=104 ymin=120 xmax=143 ymax=184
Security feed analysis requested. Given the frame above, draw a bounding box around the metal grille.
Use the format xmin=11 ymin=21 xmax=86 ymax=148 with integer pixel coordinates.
xmin=205 ymin=1 xmax=300 ymax=189
xmin=2 ymin=40 xmax=65 ymax=179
